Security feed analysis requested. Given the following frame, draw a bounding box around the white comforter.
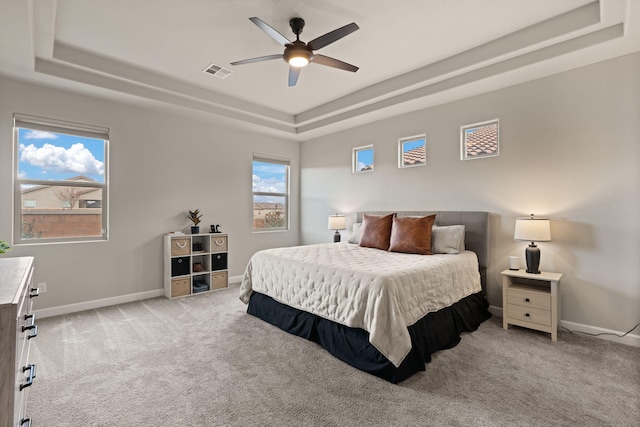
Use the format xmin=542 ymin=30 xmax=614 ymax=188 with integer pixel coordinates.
xmin=239 ymin=243 xmax=481 ymax=367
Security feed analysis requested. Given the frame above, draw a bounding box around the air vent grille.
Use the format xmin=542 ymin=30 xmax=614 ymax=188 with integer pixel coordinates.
xmin=203 ymin=63 xmax=233 ymax=79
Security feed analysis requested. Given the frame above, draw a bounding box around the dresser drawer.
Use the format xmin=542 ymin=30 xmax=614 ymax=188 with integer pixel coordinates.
xmin=508 ymin=286 xmax=550 ymax=310
xmin=171 ymin=278 xmax=191 ymax=298
xmin=507 ymin=304 xmax=551 ymax=327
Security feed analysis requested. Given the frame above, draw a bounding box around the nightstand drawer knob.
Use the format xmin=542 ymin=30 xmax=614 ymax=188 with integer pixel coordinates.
xmin=525 ymin=298 xmax=530 ymax=303
xmin=525 ymin=313 xmax=530 ymax=317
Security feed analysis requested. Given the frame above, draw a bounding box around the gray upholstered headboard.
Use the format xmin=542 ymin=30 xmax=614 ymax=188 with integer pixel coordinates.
xmin=355 ymin=211 xmax=490 ymax=293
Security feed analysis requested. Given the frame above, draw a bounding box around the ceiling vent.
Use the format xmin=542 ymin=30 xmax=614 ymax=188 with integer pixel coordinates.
xmin=203 ymin=63 xmax=233 ymax=79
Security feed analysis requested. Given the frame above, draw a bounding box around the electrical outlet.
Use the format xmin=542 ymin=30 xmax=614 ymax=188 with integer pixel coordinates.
xmin=38 ymin=282 xmax=47 ymax=293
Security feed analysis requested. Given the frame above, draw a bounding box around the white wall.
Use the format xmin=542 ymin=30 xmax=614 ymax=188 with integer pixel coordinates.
xmin=300 ymin=53 xmax=640 ymax=335
xmin=0 ymin=78 xmax=300 ymax=311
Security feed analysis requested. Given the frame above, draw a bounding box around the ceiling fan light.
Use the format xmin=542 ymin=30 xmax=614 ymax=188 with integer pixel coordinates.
xmin=283 ymin=45 xmax=312 ymax=68
xmin=289 ymin=56 xmax=309 ymax=67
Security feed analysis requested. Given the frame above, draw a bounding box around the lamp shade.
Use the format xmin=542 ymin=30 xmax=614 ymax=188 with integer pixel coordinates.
xmin=514 ymin=216 xmax=551 ymax=242
xmin=328 ymin=214 xmax=346 ymax=231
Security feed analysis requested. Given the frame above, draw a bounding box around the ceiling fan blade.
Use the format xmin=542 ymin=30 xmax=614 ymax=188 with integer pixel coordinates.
xmin=307 ymin=22 xmax=359 ymax=51
xmin=313 ymin=54 xmax=359 ymax=72
xmin=230 ymin=54 xmax=283 ymax=66
xmin=288 ymin=66 xmax=301 ymax=87
xmin=249 ymin=17 xmax=292 ymax=46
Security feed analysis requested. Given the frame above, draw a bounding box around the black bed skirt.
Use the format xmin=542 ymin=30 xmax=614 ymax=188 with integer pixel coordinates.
xmin=247 ymin=291 xmax=491 ymax=383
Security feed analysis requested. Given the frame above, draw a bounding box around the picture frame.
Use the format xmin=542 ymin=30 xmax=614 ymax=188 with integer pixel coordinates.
xmin=460 ymin=119 xmax=499 ymax=160
xmin=352 ymin=145 xmax=374 ymax=173
xmin=398 ymin=134 xmax=426 ymax=168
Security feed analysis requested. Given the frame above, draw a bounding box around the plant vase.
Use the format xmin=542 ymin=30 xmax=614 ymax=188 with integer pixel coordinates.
xmin=191 ymin=226 xmax=200 ymax=234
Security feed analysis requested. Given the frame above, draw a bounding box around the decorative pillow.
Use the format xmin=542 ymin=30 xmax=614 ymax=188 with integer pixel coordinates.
xmin=431 ymin=225 xmax=466 ymax=254
xmin=348 ymin=223 xmax=362 ymax=244
xmin=388 ymin=215 xmax=436 ymax=255
xmin=359 ymin=214 xmax=395 ymax=250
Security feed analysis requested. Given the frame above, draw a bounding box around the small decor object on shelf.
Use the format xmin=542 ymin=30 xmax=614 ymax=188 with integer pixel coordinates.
xmin=187 ymin=209 xmax=202 ymax=234
xmin=210 ymin=224 xmax=221 ymax=233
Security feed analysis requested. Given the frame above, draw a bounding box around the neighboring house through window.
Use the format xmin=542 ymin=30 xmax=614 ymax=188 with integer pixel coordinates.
xmin=252 ymin=154 xmax=289 ymax=231
xmin=13 ymin=114 xmax=109 ymax=244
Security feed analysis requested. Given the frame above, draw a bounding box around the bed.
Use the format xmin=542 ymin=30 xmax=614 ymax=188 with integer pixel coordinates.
xmin=239 ymin=211 xmax=491 ymax=383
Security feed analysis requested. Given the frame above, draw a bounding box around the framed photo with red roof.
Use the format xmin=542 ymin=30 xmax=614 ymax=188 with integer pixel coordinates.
xmin=460 ymin=119 xmax=499 ymax=160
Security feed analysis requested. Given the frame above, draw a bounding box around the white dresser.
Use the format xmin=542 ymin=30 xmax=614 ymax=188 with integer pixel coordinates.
xmin=0 ymin=257 xmax=38 ymax=427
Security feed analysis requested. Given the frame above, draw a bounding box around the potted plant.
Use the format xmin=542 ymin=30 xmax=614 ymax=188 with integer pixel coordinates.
xmin=0 ymin=240 xmax=10 ymax=255
xmin=187 ymin=209 xmax=202 ymax=234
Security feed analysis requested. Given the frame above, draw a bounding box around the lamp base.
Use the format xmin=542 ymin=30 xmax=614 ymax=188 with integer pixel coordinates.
xmin=525 ymin=243 xmax=541 ymax=274
xmin=333 ymin=230 xmax=341 ymax=243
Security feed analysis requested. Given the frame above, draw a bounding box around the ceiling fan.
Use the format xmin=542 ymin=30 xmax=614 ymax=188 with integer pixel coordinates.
xmin=230 ymin=17 xmax=359 ymax=87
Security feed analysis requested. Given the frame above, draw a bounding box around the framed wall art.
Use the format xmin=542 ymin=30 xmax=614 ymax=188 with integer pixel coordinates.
xmin=460 ymin=119 xmax=499 ymax=160
xmin=352 ymin=145 xmax=374 ymax=173
xmin=398 ymin=134 xmax=426 ymax=168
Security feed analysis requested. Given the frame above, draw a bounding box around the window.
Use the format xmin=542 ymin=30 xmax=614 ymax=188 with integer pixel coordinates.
xmin=352 ymin=145 xmax=374 ymax=173
xmin=460 ymin=119 xmax=499 ymax=160
xmin=252 ymin=154 xmax=289 ymax=231
xmin=13 ymin=114 xmax=109 ymax=244
xmin=398 ymin=134 xmax=426 ymax=168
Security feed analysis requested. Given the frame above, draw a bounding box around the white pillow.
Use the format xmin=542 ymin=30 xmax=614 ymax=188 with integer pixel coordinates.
xmin=431 ymin=225 xmax=465 ymax=254
xmin=348 ymin=223 xmax=362 ymax=244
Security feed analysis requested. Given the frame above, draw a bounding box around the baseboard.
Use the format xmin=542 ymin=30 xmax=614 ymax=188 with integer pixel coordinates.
xmin=489 ymin=306 xmax=640 ymax=347
xmin=34 ymin=275 xmax=245 ymax=319
xmin=34 ymin=289 xmax=165 ymax=318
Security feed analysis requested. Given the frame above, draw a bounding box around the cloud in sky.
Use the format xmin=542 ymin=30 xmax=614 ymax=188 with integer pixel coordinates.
xmin=24 ymin=130 xmax=59 ymax=139
xmin=253 ymin=174 xmax=285 ymax=193
xmin=20 ymin=143 xmax=104 ymax=176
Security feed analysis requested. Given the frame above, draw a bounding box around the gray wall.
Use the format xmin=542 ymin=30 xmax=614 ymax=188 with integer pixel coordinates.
xmin=1 ymin=52 xmax=638 ymax=336
xmin=300 ymin=53 xmax=640 ymax=334
xmin=0 ymin=78 xmax=300 ymax=310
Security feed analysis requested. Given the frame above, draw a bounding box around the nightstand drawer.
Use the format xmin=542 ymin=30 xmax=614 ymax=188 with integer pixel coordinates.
xmin=508 ymin=287 xmax=551 ymax=310
xmin=507 ymin=305 xmax=551 ymax=327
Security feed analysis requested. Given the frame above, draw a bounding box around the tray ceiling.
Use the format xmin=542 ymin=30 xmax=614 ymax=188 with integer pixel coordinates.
xmin=0 ymin=0 xmax=638 ymax=140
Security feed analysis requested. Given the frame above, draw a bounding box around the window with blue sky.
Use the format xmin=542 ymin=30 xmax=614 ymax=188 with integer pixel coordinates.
xmin=252 ymin=156 xmax=289 ymax=231
xmin=353 ymin=145 xmax=374 ymax=173
xmin=13 ymin=114 xmax=109 ymax=244
xmin=398 ymin=134 xmax=426 ymax=168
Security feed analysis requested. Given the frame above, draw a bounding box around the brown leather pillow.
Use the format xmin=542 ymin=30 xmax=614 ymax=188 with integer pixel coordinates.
xmin=359 ymin=213 xmax=395 ymax=250
xmin=389 ymin=215 xmax=436 ymax=255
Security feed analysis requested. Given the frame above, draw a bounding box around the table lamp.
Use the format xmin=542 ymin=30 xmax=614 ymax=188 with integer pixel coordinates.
xmin=328 ymin=214 xmax=346 ymax=242
xmin=514 ymin=214 xmax=551 ymax=274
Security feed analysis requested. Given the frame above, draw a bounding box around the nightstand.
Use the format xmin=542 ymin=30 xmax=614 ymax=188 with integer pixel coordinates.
xmin=501 ymin=269 xmax=562 ymax=341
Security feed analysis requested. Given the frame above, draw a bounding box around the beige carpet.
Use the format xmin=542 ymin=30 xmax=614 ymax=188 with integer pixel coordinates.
xmin=27 ymin=284 xmax=639 ymax=426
